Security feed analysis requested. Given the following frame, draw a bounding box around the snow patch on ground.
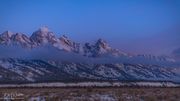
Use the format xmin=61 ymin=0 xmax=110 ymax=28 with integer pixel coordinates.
xmin=0 ymin=81 xmax=179 ymax=88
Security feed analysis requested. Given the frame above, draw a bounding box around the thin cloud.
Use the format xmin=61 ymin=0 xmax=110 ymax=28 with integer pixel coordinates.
xmin=0 ymin=44 xmax=179 ymax=67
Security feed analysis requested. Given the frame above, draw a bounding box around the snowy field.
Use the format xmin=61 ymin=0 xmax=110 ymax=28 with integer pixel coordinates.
xmin=0 ymin=82 xmax=179 ymax=100
xmin=0 ymin=87 xmax=179 ymax=101
xmin=0 ymin=81 xmax=179 ymax=88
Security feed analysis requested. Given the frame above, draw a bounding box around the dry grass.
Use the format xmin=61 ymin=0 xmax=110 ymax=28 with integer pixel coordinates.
xmin=0 ymin=87 xmax=179 ymax=101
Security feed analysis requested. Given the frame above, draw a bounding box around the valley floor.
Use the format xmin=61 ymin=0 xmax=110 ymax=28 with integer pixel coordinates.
xmin=0 ymin=87 xmax=179 ymax=101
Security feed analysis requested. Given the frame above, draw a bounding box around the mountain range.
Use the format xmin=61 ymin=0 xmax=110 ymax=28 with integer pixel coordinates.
xmin=0 ymin=27 xmax=179 ymax=84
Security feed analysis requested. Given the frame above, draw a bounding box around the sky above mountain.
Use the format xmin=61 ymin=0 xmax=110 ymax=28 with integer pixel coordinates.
xmin=0 ymin=0 xmax=179 ymax=56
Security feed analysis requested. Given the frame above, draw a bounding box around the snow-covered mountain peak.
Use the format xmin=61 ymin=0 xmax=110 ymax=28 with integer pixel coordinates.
xmin=0 ymin=27 xmax=176 ymax=61
xmin=82 ymin=39 xmax=127 ymax=57
xmin=0 ymin=30 xmax=13 ymax=39
xmin=95 ymin=38 xmax=111 ymax=50
xmin=59 ymin=35 xmax=74 ymax=46
xmin=31 ymin=27 xmax=50 ymax=38
xmin=0 ymin=28 xmax=128 ymax=57
xmin=30 ymin=27 xmax=57 ymax=45
xmin=57 ymin=35 xmax=82 ymax=52
xmin=11 ymin=33 xmax=32 ymax=48
xmin=39 ymin=26 xmax=49 ymax=34
xmin=11 ymin=33 xmax=27 ymax=39
xmin=11 ymin=33 xmax=28 ymax=42
xmin=0 ymin=31 xmax=13 ymax=44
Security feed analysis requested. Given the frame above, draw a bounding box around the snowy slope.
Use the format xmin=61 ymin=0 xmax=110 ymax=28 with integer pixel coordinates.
xmin=0 ymin=27 xmax=179 ymax=84
xmin=0 ymin=58 xmax=179 ymax=83
xmin=0 ymin=27 xmax=128 ymax=57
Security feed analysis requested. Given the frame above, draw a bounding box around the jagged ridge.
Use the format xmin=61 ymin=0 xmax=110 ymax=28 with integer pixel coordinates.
xmin=0 ymin=27 xmax=179 ymax=84
xmin=0 ymin=27 xmax=127 ymax=57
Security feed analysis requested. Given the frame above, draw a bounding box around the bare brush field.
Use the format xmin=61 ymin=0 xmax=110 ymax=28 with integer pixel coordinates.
xmin=0 ymin=87 xmax=179 ymax=101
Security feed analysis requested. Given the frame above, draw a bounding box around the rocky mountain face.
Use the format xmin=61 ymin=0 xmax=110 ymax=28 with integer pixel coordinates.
xmin=0 ymin=27 xmax=127 ymax=57
xmin=0 ymin=31 xmax=13 ymax=45
xmin=0 ymin=58 xmax=179 ymax=84
xmin=0 ymin=27 xmax=179 ymax=84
